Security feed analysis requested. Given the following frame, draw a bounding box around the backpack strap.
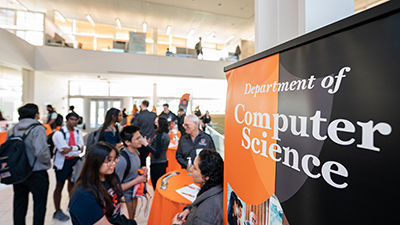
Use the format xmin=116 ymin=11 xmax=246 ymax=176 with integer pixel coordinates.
xmin=22 ymin=123 xmax=42 ymax=140
xmin=120 ymin=150 xmax=131 ymax=181
xmin=54 ymin=128 xmax=67 ymax=154
xmin=106 ymin=126 xmax=116 ymax=136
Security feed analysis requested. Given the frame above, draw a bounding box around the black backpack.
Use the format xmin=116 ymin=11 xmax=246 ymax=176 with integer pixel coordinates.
xmin=55 ymin=113 xmax=63 ymax=126
xmin=0 ymin=123 xmax=41 ymax=184
xmin=85 ymin=128 xmax=101 ymax=153
xmin=120 ymin=150 xmax=131 ymax=181
xmin=120 ymin=150 xmax=147 ymax=195
xmin=47 ymin=128 xmax=80 ymax=158
xmin=77 ymin=116 xmax=83 ymax=125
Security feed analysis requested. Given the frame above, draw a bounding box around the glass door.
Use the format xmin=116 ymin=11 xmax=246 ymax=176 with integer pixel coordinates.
xmin=88 ymin=99 xmax=122 ymax=131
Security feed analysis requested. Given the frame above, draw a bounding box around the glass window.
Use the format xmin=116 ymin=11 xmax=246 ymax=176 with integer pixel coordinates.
xmin=0 ymin=9 xmax=15 ymax=26
xmin=110 ymin=81 xmax=153 ymax=97
xmin=0 ymin=65 xmax=22 ymax=123
xmin=69 ymin=98 xmax=84 ymax=116
xmin=69 ymin=81 xmax=109 ymax=96
xmin=16 ymin=11 xmax=44 ymax=31
xmin=16 ymin=30 xmax=43 ymax=46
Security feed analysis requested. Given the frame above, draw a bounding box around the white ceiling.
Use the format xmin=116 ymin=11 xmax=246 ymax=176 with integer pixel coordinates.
xmin=9 ymin=0 xmax=255 ymax=44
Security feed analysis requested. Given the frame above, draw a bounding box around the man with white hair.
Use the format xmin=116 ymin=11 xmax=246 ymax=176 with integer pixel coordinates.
xmin=176 ymin=114 xmax=215 ymax=168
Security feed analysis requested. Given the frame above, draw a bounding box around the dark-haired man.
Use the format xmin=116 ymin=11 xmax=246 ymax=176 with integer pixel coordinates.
xmin=52 ymin=112 xmax=84 ymax=221
xmin=132 ymin=100 xmax=157 ymax=166
xmin=177 ymin=108 xmax=186 ymax=135
xmin=116 ymin=125 xmax=149 ymax=220
xmin=8 ymin=103 xmax=51 ymax=225
xmin=46 ymin=104 xmax=58 ymax=130
xmin=159 ymin=103 xmax=177 ymax=123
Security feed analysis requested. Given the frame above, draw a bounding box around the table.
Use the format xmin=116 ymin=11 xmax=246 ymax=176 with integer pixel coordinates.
xmin=166 ymin=138 xmax=182 ymax=173
xmin=0 ymin=132 xmax=7 ymax=146
xmin=148 ymin=169 xmax=194 ymax=225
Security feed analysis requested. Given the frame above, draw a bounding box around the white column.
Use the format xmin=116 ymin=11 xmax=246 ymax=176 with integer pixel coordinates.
xmin=22 ymin=69 xmax=35 ymax=104
xmin=152 ymin=83 xmax=157 ymax=109
xmin=255 ymin=0 xmax=354 ymax=53
xmin=123 ymin=97 xmax=133 ymax=114
xmin=299 ymin=0 xmax=354 ymax=33
xmin=152 ymin=28 xmax=158 ymax=55
xmin=255 ymin=0 xmax=278 ymax=53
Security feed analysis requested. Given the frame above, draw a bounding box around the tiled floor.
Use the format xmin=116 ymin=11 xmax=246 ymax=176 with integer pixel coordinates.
xmin=0 ymin=167 xmax=154 ymax=225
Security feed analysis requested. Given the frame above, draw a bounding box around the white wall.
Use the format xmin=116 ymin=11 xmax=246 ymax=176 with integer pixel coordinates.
xmin=34 ymin=72 xmax=69 ymax=118
xmin=35 ymin=46 xmax=230 ymax=79
xmin=0 ymin=28 xmax=35 ymax=69
xmin=301 ymin=0 xmax=354 ymax=33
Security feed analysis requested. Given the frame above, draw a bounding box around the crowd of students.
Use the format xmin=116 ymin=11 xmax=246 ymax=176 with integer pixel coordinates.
xmin=4 ymin=101 xmax=223 ymax=225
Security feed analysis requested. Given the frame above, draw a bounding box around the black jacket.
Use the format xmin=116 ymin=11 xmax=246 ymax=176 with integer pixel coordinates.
xmin=159 ymin=111 xmax=178 ymax=122
xmin=176 ymin=131 xmax=215 ymax=168
xmin=132 ymin=110 xmax=157 ymax=138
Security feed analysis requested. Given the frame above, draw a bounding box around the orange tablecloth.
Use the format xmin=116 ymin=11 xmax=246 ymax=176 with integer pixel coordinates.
xmin=0 ymin=132 xmax=7 ymax=146
xmin=166 ymin=139 xmax=182 ymax=173
xmin=148 ymin=169 xmax=194 ymax=225
xmin=0 ymin=123 xmax=56 ymax=146
xmin=42 ymin=124 xmax=52 ymax=136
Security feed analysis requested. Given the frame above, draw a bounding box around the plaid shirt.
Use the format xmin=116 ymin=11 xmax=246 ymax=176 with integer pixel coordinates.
xmin=53 ymin=125 xmax=84 ymax=170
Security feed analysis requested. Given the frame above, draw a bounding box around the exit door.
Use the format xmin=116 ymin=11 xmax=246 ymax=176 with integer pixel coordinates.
xmin=88 ymin=99 xmax=122 ymax=131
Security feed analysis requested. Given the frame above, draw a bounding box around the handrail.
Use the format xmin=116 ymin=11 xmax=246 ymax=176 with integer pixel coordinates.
xmin=205 ymin=124 xmax=224 ymax=139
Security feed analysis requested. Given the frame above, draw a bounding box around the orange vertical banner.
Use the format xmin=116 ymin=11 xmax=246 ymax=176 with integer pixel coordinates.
xmin=224 ymin=54 xmax=279 ymax=223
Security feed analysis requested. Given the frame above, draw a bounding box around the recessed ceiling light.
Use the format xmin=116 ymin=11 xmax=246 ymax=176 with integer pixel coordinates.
xmin=166 ymin=25 xmax=172 ymax=35
xmin=143 ymin=22 xmax=147 ymax=32
xmin=187 ymin=29 xmax=195 ymax=38
xmin=54 ymin=11 xmax=67 ymax=23
xmin=116 ymin=18 xmax=122 ymax=29
xmin=86 ymin=15 xmax=96 ymax=27
xmin=206 ymin=31 xmax=216 ymax=40
xmin=225 ymin=34 xmax=235 ymax=43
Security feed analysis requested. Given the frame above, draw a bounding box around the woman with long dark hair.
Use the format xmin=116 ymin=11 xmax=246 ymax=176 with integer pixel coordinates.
xmin=149 ymin=116 xmax=170 ymax=188
xmin=69 ymin=141 xmax=135 ymax=225
xmin=0 ymin=110 xmax=5 ymax=121
xmin=200 ymin=110 xmax=211 ymax=131
xmin=99 ymin=108 xmax=123 ymax=150
xmin=172 ymin=148 xmax=224 ymax=225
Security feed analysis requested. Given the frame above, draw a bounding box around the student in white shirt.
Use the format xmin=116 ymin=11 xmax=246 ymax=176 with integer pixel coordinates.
xmin=52 ymin=112 xmax=84 ymax=221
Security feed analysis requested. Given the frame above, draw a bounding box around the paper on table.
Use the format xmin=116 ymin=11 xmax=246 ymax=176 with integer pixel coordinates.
xmin=176 ymin=183 xmax=201 ymax=203
xmin=168 ymin=141 xmax=177 ymax=148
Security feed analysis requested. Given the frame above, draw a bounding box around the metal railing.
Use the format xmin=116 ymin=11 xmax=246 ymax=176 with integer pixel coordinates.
xmin=205 ymin=124 xmax=225 ymax=160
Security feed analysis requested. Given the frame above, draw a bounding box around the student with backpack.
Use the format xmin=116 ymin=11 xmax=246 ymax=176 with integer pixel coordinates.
xmin=99 ymin=108 xmax=123 ymax=150
xmin=6 ymin=103 xmax=51 ymax=225
xmin=46 ymin=104 xmax=63 ymax=130
xmin=115 ymin=125 xmax=148 ymax=220
xmin=52 ymin=112 xmax=84 ymax=221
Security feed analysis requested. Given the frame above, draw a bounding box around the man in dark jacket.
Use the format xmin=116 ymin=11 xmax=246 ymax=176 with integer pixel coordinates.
xmin=8 ymin=103 xmax=51 ymax=225
xmin=176 ymin=114 xmax=215 ymax=168
xmin=133 ymin=100 xmax=157 ymax=166
xmin=159 ymin=103 xmax=178 ymax=123
xmin=177 ymin=108 xmax=186 ymax=136
xmin=46 ymin=104 xmax=58 ymax=130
